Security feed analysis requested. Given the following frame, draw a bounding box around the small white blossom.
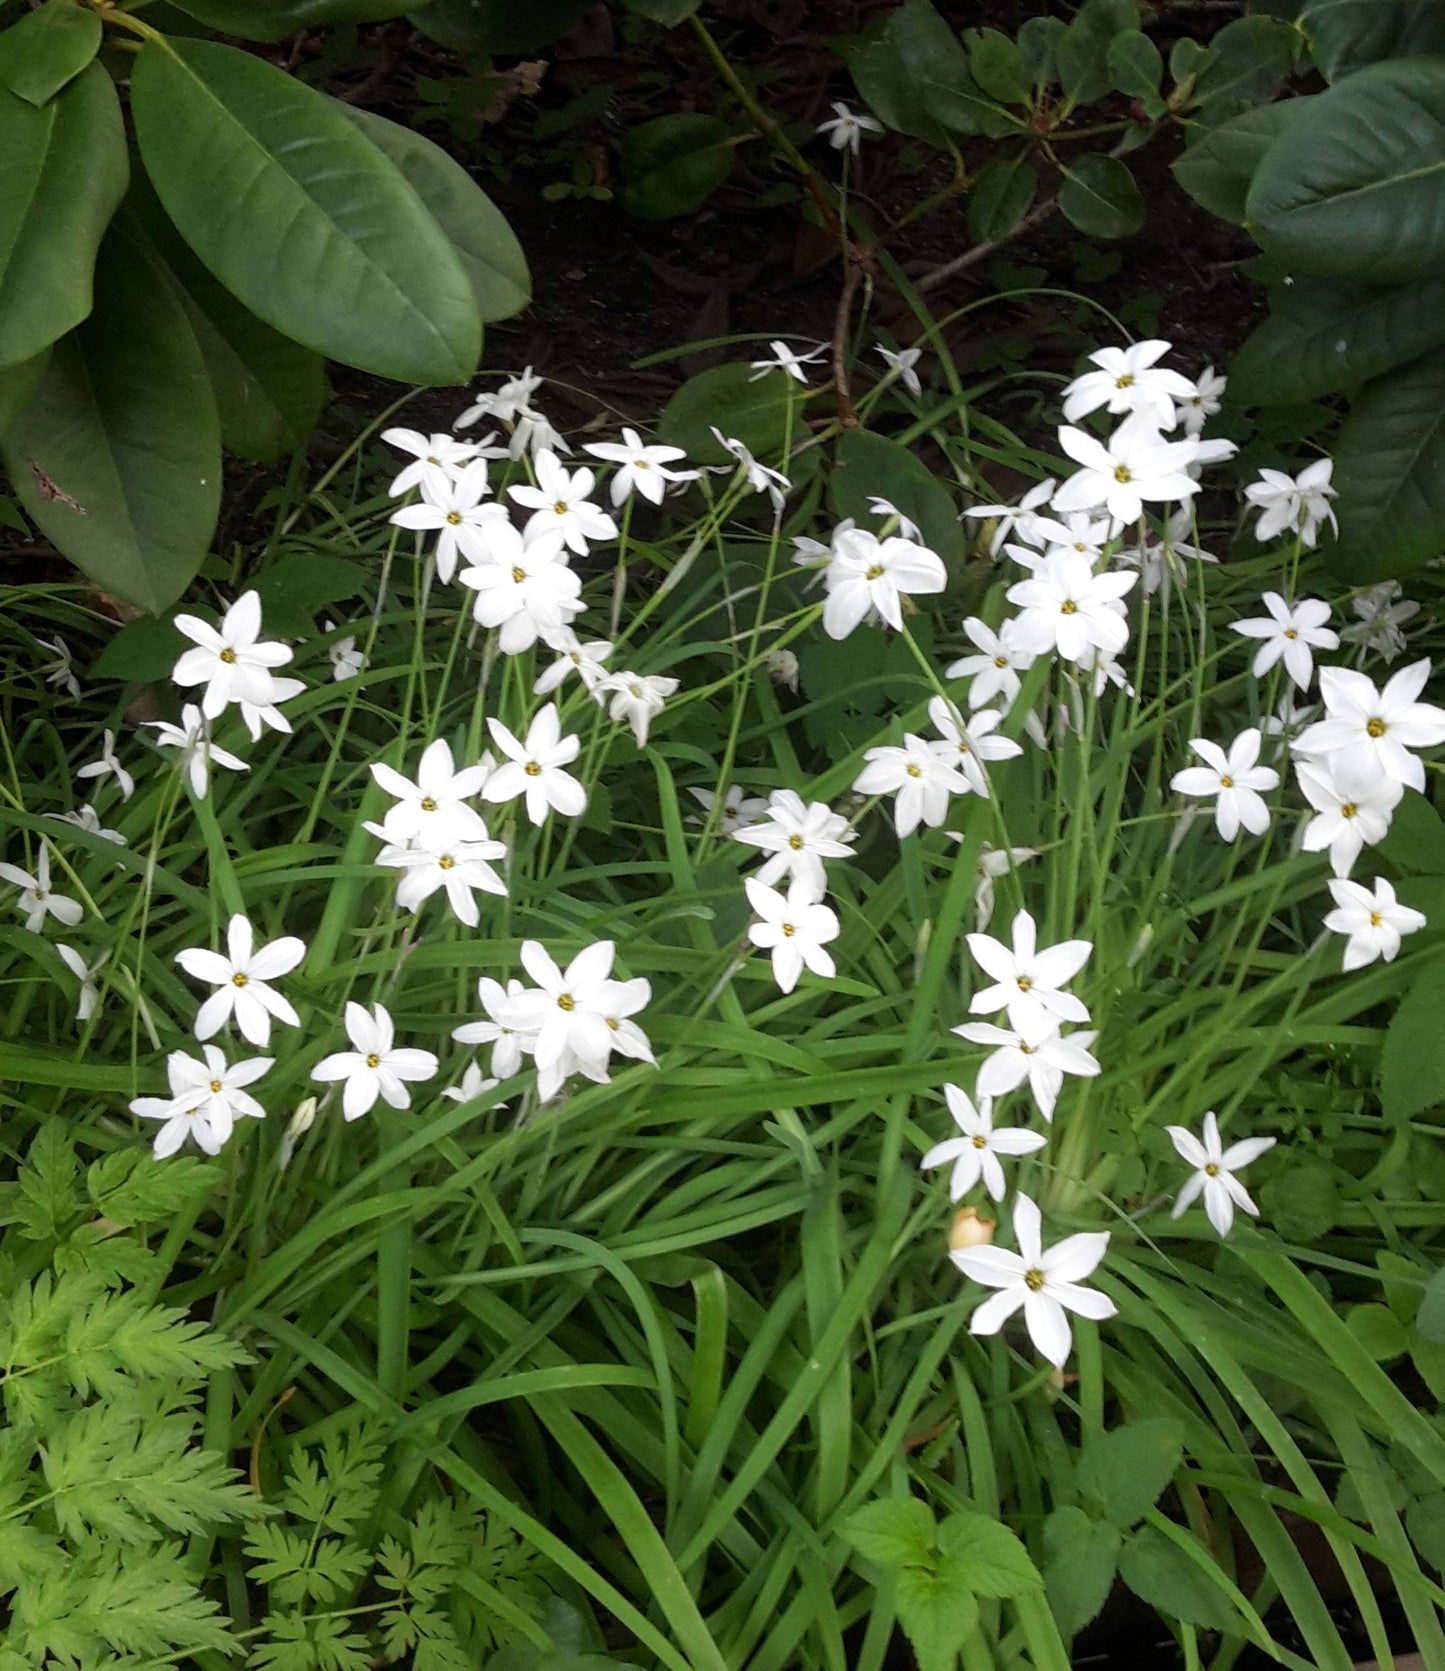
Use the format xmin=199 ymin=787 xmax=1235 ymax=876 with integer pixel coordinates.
xmin=1170 ymin=730 xmax=1279 ymax=840
xmin=745 ymin=876 xmax=839 ymax=994
xmin=483 ymin=704 xmax=587 ymax=825
xmin=175 ymin=914 xmax=306 ymax=1047
xmin=1006 ymin=552 xmax=1136 ymax=664
xmin=129 ymin=1046 xmax=271 ymax=1158
xmin=75 ymin=728 xmax=135 ymax=801
xmin=945 ymin=617 xmax=1036 ymax=711
xmin=1167 ymin=1111 xmax=1275 ymax=1236
xmin=821 ymin=527 xmax=947 ymax=640
xmin=451 ymin=977 xmax=534 ymax=1080
xmin=0 ymin=846 xmax=81 ymax=934
xmin=380 ymin=428 xmax=485 ymax=497
xmin=1297 ymin=661 xmax=1445 ymax=793
xmin=510 ymin=450 xmax=619 ymax=555
xmin=688 ymin=784 xmax=770 ymax=833
xmin=921 ymin=1085 xmax=1046 ymax=1202
xmin=502 ymin=941 xmax=652 ymax=1101
xmin=953 ymin=1019 xmax=1100 ymax=1122
xmin=852 ymin=734 xmax=970 ymax=837
xmin=324 ymin=622 xmax=365 ymax=682
xmin=816 ymin=100 xmax=883 ymax=153
xmin=56 ymin=944 xmax=106 ymax=1023
xmin=1340 ymin=582 xmax=1421 ymax=664
xmin=1051 ymin=413 xmax=1205 ymax=525
xmin=172 ymin=591 xmax=294 ymax=720
xmin=1229 ymin=593 xmax=1338 ymax=690
xmin=442 ymin=1062 xmax=507 ymax=1106
xmin=951 ymin=1192 xmax=1115 ymax=1368
xmin=709 ymin=430 xmax=791 ymax=513
xmin=967 ymin=843 xmax=1041 ymax=932
xmin=47 ymin=805 xmax=125 ymax=845
xmin=927 ymin=698 xmax=1023 ymax=797
xmin=1295 ymin=758 xmax=1401 ymax=877
xmin=1175 ymin=365 xmax=1226 ymax=437
xmin=145 ymin=704 xmax=249 ymax=798
xmin=1323 ymin=876 xmax=1426 ymax=971
xmin=378 ymin=835 xmax=508 ymax=927
xmin=1061 ymin=340 xmax=1197 ymax=430
xmin=37 ymin=635 xmax=81 ymax=700
xmin=875 ymin=344 xmax=923 ymax=396
xmin=749 ymin=340 xmax=827 ymax=384
xmin=583 ymin=429 xmax=695 ymax=507
xmin=964 ymin=478 xmax=1057 ymax=558
xmin=533 ymin=631 xmax=613 ymax=696
xmin=1245 ymin=457 xmax=1337 ymax=547
xmin=965 ymin=908 xmax=1092 ymax=1035
xmin=597 ymin=671 xmax=680 ymax=748
xmin=371 ymin=739 xmax=491 ymax=846
xmin=457 ymin=523 xmax=582 ymax=655
xmin=388 ymin=458 xmax=507 ymax=584
xmin=732 ymin=788 xmax=856 ymax=891
xmin=312 ymin=1001 xmax=438 ymax=1120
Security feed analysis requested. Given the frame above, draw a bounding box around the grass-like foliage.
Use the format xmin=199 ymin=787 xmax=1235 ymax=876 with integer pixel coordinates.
xmin=2 ymin=317 xmax=1444 ymax=1670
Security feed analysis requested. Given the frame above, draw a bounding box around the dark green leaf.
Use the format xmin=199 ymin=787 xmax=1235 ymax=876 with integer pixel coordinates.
xmin=408 ymin=0 xmax=588 ymax=54
xmin=131 ymin=38 xmax=479 ymax=385
xmin=1172 ymin=101 xmax=1301 ymax=224
xmin=1043 ymin=1508 xmax=1120 ymax=1637
xmin=91 ymin=616 xmax=185 ymax=683
xmin=0 ymin=65 xmax=127 ymax=367
xmin=967 ymin=153 xmax=1037 ymax=243
xmin=1301 ymin=0 xmax=1445 ymax=82
xmin=251 ymin=553 xmax=369 ymax=637
xmin=1107 ymin=30 xmax=1163 ymax=115
xmin=1382 ymin=961 xmax=1445 ymax=1125
xmin=1248 ymin=59 xmax=1445 ymax=284
xmin=1419 ymin=1272 xmax=1445 ymax=1345
xmin=165 ymin=0 xmax=408 ymax=43
xmin=1058 ymin=154 xmax=1143 ymax=238
xmin=0 ymin=2 xmax=101 ymax=106
xmin=1330 ymin=347 xmax=1445 ymax=581
xmin=657 ymin=362 xmax=796 ymax=466
xmin=1378 ymin=792 xmax=1445 ymax=876
xmin=965 ymin=28 xmax=1030 ymax=106
xmin=1117 ymin=1526 xmax=1239 ymax=1633
xmin=935 ymin=1512 xmax=1041 ymax=1597
xmin=0 ymin=217 xmax=220 ymax=613
xmin=1346 ymin=1303 xmax=1410 ymax=1362
xmin=0 ymin=348 xmax=47 ymax=440
xmin=338 ymin=103 xmax=530 ymax=322
xmin=848 ymin=0 xmax=1014 ymax=141
xmin=1407 ymin=1492 xmax=1445 ymax=1572
xmin=1078 ymin=1420 xmax=1185 ymax=1530
xmin=895 ymin=1566 xmax=980 ymax=1671
xmin=1169 ymin=36 xmax=1216 ymax=97
xmin=839 ymin=1497 xmax=936 ymax=1569
xmin=1189 ymin=15 xmax=1295 ymax=129
xmin=1230 ymin=277 xmax=1445 ymax=405
xmin=831 ymin=429 xmax=965 ymax=565
xmin=620 ymin=114 xmax=734 ymax=221
xmin=1056 ymin=0 xmax=1140 ymax=107
xmin=1260 ymin=1161 xmax=1339 ymax=1240
xmin=621 ymin=0 xmax=700 ymax=23
xmin=1016 ymin=16 xmax=1066 ymax=85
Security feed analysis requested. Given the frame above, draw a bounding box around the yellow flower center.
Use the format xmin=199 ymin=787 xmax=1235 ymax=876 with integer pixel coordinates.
xmin=606 ymin=1016 xmax=620 ymax=1030
xmin=782 ymin=923 xmax=795 ymax=937
xmin=1018 ymin=1042 xmax=1033 ymax=1055
xmin=1204 ymin=1162 xmax=1220 ymax=1177
xmin=553 ymin=499 xmax=569 ymax=516
xmin=209 ymin=1080 xmax=222 ymax=1093
xmin=1115 ymin=374 xmax=1134 ymax=388
xmin=232 ymin=973 xmax=248 ymax=987
xmin=525 ymin=761 xmax=542 ymax=777
xmin=512 ymin=567 xmax=526 ymax=583
xmin=1284 ymin=629 xmax=1297 ymax=640
xmin=438 ymin=854 xmax=455 ymax=870
xmin=1024 ymin=1268 xmax=1046 ymax=1292
xmin=1369 ymin=911 xmax=1383 ymax=927
xmin=1219 ymin=775 xmax=1233 ymax=788
xmin=420 ymin=797 xmax=437 ymax=812
xmin=994 ymin=655 xmax=1008 ymax=667
xmin=906 ymin=763 xmax=921 ymax=778
xmin=972 ymin=1135 xmax=987 ymax=1150
xmin=1366 ymin=717 xmax=1386 ymax=738
xmin=219 ymin=648 xmax=237 ymax=664
xmin=558 ymin=993 xmax=575 ymax=1011
xmin=1060 ymin=600 xmax=1077 ymax=615
xmin=366 ymin=1053 xmax=381 ymax=1068
xmin=788 ymin=834 xmax=804 ymax=850
xmin=1017 ymin=977 xmax=1032 ymax=992
xmin=865 ymin=564 xmax=885 ymax=580
xmin=446 ymin=511 xmax=462 ymax=525
xmin=1113 ymin=465 xmax=1131 ymax=483
xmin=1341 ymin=803 xmax=1357 ymax=820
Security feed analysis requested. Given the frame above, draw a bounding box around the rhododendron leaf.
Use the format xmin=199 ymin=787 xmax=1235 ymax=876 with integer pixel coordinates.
xmin=0 ymin=347 xmax=47 ymax=440
xmin=967 ymin=153 xmax=1037 ymax=243
xmin=1230 ymin=277 xmax=1445 ymax=405
xmin=0 ymin=217 xmax=219 ymax=614
xmin=1173 ymin=101 xmax=1300 ymax=226
xmin=1058 ymin=155 xmax=1143 ymax=238
xmin=164 ymin=0 xmax=408 ymax=43
xmin=848 ymin=0 xmax=1012 ymax=141
xmin=1056 ymin=0 xmax=1138 ymax=106
xmin=620 ymin=114 xmax=734 ymax=221
xmin=131 ymin=38 xmax=479 ymax=385
xmin=0 ymin=64 xmax=127 ymax=367
xmin=1300 ymin=0 xmax=1445 ymax=82
xmin=1249 ymin=58 xmax=1445 ymax=283
xmin=338 ymin=103 xmax=530 ymax=322
xmin=0 ymin=1 xmax=102 ymax=106
xmin=1330 ymin=347 xmax=1445 ymax=581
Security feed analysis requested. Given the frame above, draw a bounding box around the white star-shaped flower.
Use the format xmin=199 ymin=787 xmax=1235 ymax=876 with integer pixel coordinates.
xmin=709 ymin=429 xmax=792 ymax=513
xmin=821 ymin=527 xmax=946 ymax=640
xmin=129 ymin=1046 xmax=270 ymax=1158
xmin=945 ymin=616 xmax=1036 ymax=711
xmin=852 ymin=734 xmax=970 ymax=837
xmin=748 ymin=339 xmax=827 ymax=384
xmin=1170 ymin=729 xmax=1279 ymax=840
xmin=745 ymin=876 xmax=839 ymax=993
xmin=451 ymin=976 xmax=534 ymax=1080
xmin=597 ymin=671 xmax=680 ymax=748
xmin=1006 ymin=551 xmax=1136 ymax=664
xmin=387 ymin=457 xmax=507 ymax=583
xmin=1175 ymin=365 xmax=1226 ymax=437
xmin=921 ymin=1085 xmax=1046 ymax=1202
xmin=687 ymin=784 xmax=770 ymax=834
xmin=1166 ymin=1111 xmax=1275 ymax=1236
xmin=509 ymin=450 xmax=619 ymax=555
xmin=951 ymin=1192 xmax=1115 ymax=1368
xmin=1051 ymin=413 xmax=1204 ymax=525
xmin=483 ymin=704 xmax=587 ymax=824
xmin=1230 ymin=593 xmax=1338 ymax=690
xmin=75 ymin=728 xmax=134 ymax=801
xmin=583 ymin=428 xmax=695 ymax=507
xmin=927 ymin=698 xmax=1023 ymax=797
xmin=965 ymin=909 xmax=1092 ymax=1035
xmin=380 ymin=428 xmax=485 ymax=498
xmin=175 ymin=913 xmax=306 ymax=1047
xmin=56 ymin=944 xmax=107 ymax=1023
xmin=816 ymin=100 xmax=883 ymax=153
xmin=171 ymin=590 xmax=293 ymax=720
xmin=377 ymin=834 xmax=508 ymax=927
xmin=312 ymin=1001 xmax=438 ymax=1120
xmin=1322 ymin=876 xmax=1426 ymax=971
xmin=1296 ymin=660 xmax=1445 ymax=793
xmin=1245 ymin=457 xmax=1337 ymax=547
xmin=0 ymin=845 xmax=82 ymax=934
xmin=145 ymin=704 xmax=249 ymax=798
xmin=457 ymin=523 xmax=581 ymax=655
xmin=875 ymin=344 xmax=922 ymax=396
xmin=952 ymin=1018 xmax=1100 ymax=1122
xmin=1295 ymin=758 xmax=1401 ymax=878
xmin=964 ymin=478 xmax=1057 ymax=558
xmin=533 ymin=631 xmax=613 ymax=696
xmin=1061 ymin=340 xmax=1197 ymax=430
xmin=370 ymin=739 xmax=491 ymax=846
xmin=731 ymin=788 xmax=856 ymax=891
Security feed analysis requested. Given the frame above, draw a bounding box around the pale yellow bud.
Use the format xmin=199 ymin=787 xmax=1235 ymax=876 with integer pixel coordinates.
xmin=949 ymin=1206 xmax=996 ymax=1252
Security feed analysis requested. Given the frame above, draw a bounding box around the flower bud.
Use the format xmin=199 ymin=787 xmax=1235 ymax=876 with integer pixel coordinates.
xmin=949 ymin=1206 xmax=996 ymax=1252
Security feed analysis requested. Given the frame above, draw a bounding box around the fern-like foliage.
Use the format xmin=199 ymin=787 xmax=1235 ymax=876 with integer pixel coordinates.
xmin=244 ymin=1431 xmax=549 ymax=1669
xmin=0 ymin=1124 xmax=256 ymax=1667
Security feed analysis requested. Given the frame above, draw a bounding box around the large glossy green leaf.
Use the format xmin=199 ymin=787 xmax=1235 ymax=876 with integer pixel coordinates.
xmin=0 ymin=1 xmax=101 ymax=106
xmin=1188 ymin=14 xmax=1295 ymax=130
xmin=1172 ymin=101 xmax=1300 ymax=225
xmin=0 ymin=349 xmax=47 ymax=441
xmin=131 ymin=38 xmax=479 ymax=385
xmin=848 ymin=0 xmax=1013 ymax=141
xmin=1230 ymin=277 xmax=1445 ymax=404
xmin=657 ymin=362 xmax=796 ymax=466
xmin=165 ymin=0 xmax=408 ymax=43
xmin=0 ymin=65 xmax=127 ymax=368
xmin=1301 ymin=0 xmax=1445 ymax=82
xmin=338 ymin=104 xmax=529 ymax=322
xmin=0 ymin=219 xmax=220 ymax=613
xmin=1248 ymin=59 xmax=1445 ymax=284
xmin=620 ymin=114 xmax=734 ymax=220
xmin=1329 ymin=347 xmax=1445 ymax=582
xmin=831 ymin=430 xmax=964 ymax=565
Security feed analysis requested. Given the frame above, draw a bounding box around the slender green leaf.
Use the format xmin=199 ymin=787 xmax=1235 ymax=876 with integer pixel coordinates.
xmin=0 ymin=2 xmax=102 ymax=106
xmin=131 ymin=37 xmax=479 ymax=385
xmin=0 ymin=65 xmax=127 ymax=367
